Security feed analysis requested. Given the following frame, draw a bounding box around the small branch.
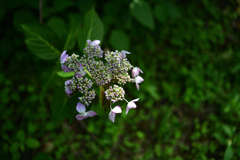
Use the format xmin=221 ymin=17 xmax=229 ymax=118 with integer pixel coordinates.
xmin=39 ymin=0 xmax=43 ymax=24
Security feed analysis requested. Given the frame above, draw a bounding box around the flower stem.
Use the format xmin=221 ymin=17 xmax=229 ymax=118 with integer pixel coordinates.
xmin=123 ymin=98 xmax=129 ymax=103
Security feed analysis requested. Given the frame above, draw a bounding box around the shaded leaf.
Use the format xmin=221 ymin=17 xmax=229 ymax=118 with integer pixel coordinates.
xmin=224 ymin=146 xmax=234 ymax=160
xmin=43 ymin=0 xmax=74 ymax=18
xmin=13 ymin=10 xmax=37 ymax=33
xmin=47 ymin=17 xmax=66 ymax=40
xmin=63 ymin=14 xmax=83 ymax=50
xmin=34 ymin=153 xmax=53 ymax=160
xmin=130 ymin=1 xmax=154 ymax=30
xmin=154 ymin=5 xmax=167 ymax=23
xmin=110 ymin=30 xmax=130 ymax=51
xmin=16 ymin=130 xmax=25 ymax=142
xmin=78 ymin=8 xmax=104 ymax=52
xmin=50 ymin=86 xmax=68 ymax=120
xmin=77 ymin=0 xmax=95 ymax=14
xmin=21 ymin=24 xmax=61 ymax=60
xmin=66 ymin=92 xmax=83 ymax=124
xmin=222 ymin=124 xmax=232 ymax=137
xmin=26 ymin=138 xmax=40 ymax=149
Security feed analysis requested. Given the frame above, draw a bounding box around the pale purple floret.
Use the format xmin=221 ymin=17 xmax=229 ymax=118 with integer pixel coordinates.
xmin=109 ymin=105 xmax=122 ymax=123
xmin=132 ymin=67 xmax=143 ymax=78
xmin=87 ymin=40 xmax=100 ymax=46
xmin=126 ymin=98 xmax=139 ymax=114
xmin=131 ymin=76 xmax=144 ymax=91
xmin=60 ymin=50 xmax=71 ymax=72
xmin=60 ymin=50 xmax=68 ymax=63
xmin=65 ymin=80 xmax=73 ymax=98
xmin=120 ymin=50 xmax=131 ymax=64
xmin=61 ymin=64 xmax=71 ymax=72
xmin=75 ymin=63 xmax=86 ymax=78
xmin=76 ymin=102 xmax=97 ymax=120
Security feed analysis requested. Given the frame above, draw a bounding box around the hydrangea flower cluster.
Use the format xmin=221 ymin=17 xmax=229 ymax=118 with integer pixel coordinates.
xmin=60 ymin=40 xmax=144 ymax=123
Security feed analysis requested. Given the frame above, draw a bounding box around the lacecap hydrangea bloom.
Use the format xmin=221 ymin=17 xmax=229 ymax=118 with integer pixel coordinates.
xmin=60 ymin=40 xmax=144 ymax=123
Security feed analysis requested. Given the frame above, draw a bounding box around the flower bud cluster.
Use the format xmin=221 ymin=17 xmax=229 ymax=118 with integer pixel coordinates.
xmin=105 ymin=51 xmax=133 ymax=85
xmin=78 ymin=89 xmax=96 ymax=106
xmin=64 ymin=53 xmax=81 ymax=72
xmin=65 ymin=76 xmax=95 ymax=105
xmin=105 ymin=85 xmax=125 ymax=103
xmin=60 ymin=39 xmax=144 ymax=122
xmin=83 ymin=44 xmax=103 ymax=59
xmin=87 ymin=60 xmax=112 ymax=86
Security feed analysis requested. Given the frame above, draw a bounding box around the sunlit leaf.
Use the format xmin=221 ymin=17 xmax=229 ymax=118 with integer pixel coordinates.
xmin=56 ymin=71 xmax=75 ymax=77
xmin=21 ymin=24 xmax=61 ymax=60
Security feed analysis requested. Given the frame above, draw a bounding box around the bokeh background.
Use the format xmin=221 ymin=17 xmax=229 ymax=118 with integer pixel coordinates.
xmin=1 ymin=0 xmax=240 ymax=159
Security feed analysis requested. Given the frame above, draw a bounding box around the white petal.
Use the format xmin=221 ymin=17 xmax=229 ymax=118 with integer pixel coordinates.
xmin=135 ymin=76 xmax=144 ymax=84
xmin=60 ymin=50 xmax=68 ymax=63
xmin=109 ymin=111 xmax=116 ymax=123
xmin=91 ymin=40 xmax=100 ymax=46
xmin=132 ymin=67 xmax=140 ymax=76
xmin=132 ymin=98 xmax=140 ymax=102
xmin=127 ymin=101 xmax=137 ymax=109
xmin=121 ymin=50 xmax=131 ymax=54
xmin=112 ymin=105 xmax=122 ymax=113
xmin=76 ymin=102 xmax=86 ymax=113
xmin=136 ymin=83 xmax=139 ymax=91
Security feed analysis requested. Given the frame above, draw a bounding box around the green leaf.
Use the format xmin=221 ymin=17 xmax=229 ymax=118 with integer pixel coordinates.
xmin=56 ymin=71 xmax=75 ymax=77
xmin=50 ymin=86 xmax=68 ymax=120
xmin=130 ymin=1 xmax=154 ymax=30
xmin=154 ymin=5 xmax=167 ymax=23
xmin=143 ymin=84 xmax=160 ymax=101
xmin=34 ymin=153 xmax=53 ymax=160
xmin=16 ymin=130 xmax=25 ymax=142
xmin=26 ymin=138 xmax=40 ymax=149
xmin=110 ymin=30 xmax=130 ymax=51
xmin=77 ymin=8 xmax=104 ymax=52
xmin=136 ymin=131 xmax=145 ymax=140
xmin=222 ymin=124 xmax=232 ymax=137
xmin=27 ymin=122 xmax=37 ymax=134
xmin=13 ymin=10 xmax=37 ymax=33
xmin=47 ymin=17 xmax=66 ymax=40
xmin=21 ymin=24 xmax=61 ymax=60
xmin=66 ymin=92 xmax=83 ymax=124
xmin=224 ymin=146 xmax=234 ymax=160
xmin=63 ymin=14 xmax=83 ymax=50
xmin=77 ymin=0 xmax=95 ymax=14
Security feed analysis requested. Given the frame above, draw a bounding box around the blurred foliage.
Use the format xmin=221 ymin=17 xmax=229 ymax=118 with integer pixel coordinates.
xmin=1 ymin=0 xmax=240 ymax=159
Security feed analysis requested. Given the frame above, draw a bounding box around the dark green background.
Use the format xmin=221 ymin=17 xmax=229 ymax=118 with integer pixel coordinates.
xmin=1 ymin=0 xmax=240 ymax=159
